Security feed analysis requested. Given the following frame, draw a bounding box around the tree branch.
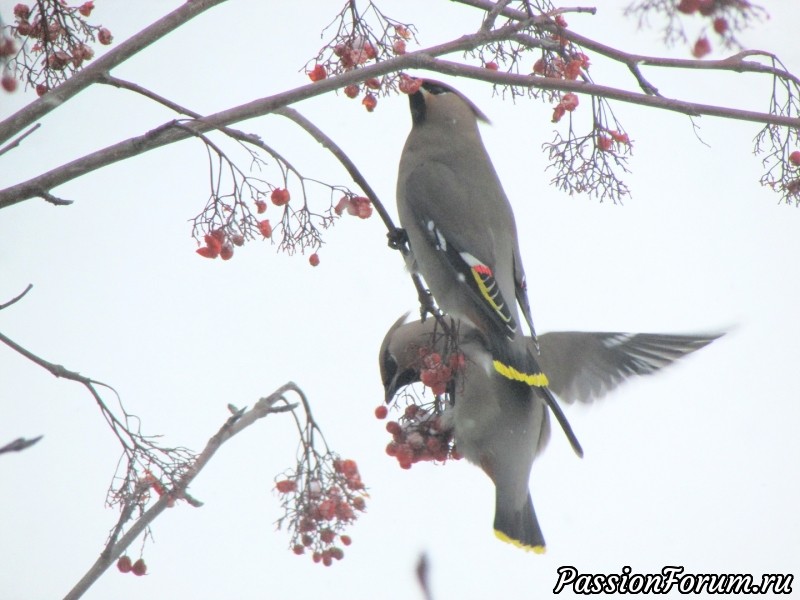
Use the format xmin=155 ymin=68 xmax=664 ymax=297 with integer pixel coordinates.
xmin=0 ymin=0 xmax=229 ymax=146
xmin=0 ymin=283 xmax=33 ymax=311
xmin=62 ymin=383 xmax=300 ymax=600
xmin=0 ymin=123 xmax=41 ymax=157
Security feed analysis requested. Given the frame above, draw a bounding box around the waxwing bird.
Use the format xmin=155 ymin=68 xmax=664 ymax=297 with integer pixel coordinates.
xmin=396 ymin=80 xmax=538 ymax=365
xmin=379 ymin=315 xmax=722 ymax=552
xmin=380 ymin=315 xmax=550 ymax=552
xmin=396 ymin=79 xmax=581 ymax=456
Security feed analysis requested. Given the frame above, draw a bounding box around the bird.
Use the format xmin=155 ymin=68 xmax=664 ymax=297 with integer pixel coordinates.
xmin=395 ymin=78 xmax=582 ymax=456
xmin=379 ymin=314 xmax=722 ymax=552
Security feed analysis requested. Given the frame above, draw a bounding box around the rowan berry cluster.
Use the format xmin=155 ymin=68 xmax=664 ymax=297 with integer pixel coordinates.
xmin=2 ymin=1 xmax=111 ymax=93
xmin=274 ymin=458 xmax=367 ymax=566
xmin=194 ymin=188 xmax=292 ymax=261
xmin=334 ymin=194 xmax=373 ymax=219
xmin=376 ymin=344 xmax=466 ymax=470
xmin=307 ymin=1 xmax=415 ymax=112
xmin=116 ymin=556 xmax=147 ymax=576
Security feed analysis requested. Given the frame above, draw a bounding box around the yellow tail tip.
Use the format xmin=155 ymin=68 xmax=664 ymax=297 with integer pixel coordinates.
xmin=494 ymin=529 xmax=546 ymax=554
xmin=492 ymin=360 xmax=549 ymax=387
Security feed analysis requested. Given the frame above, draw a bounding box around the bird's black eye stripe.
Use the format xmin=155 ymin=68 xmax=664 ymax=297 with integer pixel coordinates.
xmin=421 ymin=81 xmax=450 ymax=95
xmin=382 ymin=351 xmax=398 ymax=388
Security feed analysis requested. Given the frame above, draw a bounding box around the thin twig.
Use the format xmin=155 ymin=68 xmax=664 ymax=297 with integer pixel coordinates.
xmin=0 ymin=123 xmax=41 ymax=158
xmin=0 ymin=436 xmax=44 ymax=454
xmin=0 ymin=284 xmax=33 ymax=311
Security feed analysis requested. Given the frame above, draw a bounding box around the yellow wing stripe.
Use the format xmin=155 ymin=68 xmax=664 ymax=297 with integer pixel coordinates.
xmin=471 ymin=268 xmax=512 ymax=325
xmin=493 ymin=360 xmax=549 ymax=387
xmin=494 ymin=530 xmax=547 ymax=554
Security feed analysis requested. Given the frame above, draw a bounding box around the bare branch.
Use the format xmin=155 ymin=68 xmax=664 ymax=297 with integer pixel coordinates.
xmin=0 ymin=436 xmax=43 ymax=455
xmin=274 ymin=106 xmax=396 ymax=233
xmin=0 ymin=123 xmax=41 ymax=157
xmin=63 ymin=383 xmax=299 ymax=600
xmin=0 ymin=283 xmax=33 ymax=311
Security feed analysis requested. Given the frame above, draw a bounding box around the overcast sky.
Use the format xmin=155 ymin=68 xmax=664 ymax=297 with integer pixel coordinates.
xmin=1 ymin=1 xmax=798 ymax=599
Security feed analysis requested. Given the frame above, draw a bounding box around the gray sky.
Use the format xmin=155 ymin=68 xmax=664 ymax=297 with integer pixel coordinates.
xmin=1 ymin=1 xmax=798 ymax=598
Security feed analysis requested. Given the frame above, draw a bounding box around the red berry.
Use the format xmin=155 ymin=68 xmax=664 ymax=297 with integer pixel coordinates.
xmin=398 ymin=75 xmax=422 ymax=95
xmin=117 ymin=556 xmax=132 ymax=573
xmin=292 ymin=544 xmax=305 ymax=555
xmin=374 ymin=405 xmax=388 ymax=419
xmin=308 ymin=64 xmax=327 ymax=82
xmin=258 ymin=219 xmax=272 ymax=238
xmin=320 ymin=528 xmax=335 ymax=544
xmin=364 ymin=78 xmax=380 ymax=90
xmin=309 ymin=253 xmax=320 ymax=267
xmin=485 ymin=61 xmax=498 ymax=70
xmin=204 ymin=233 xmax=222 ymax=254
xmin=330 ymin=547 xmax=345 ymax=560
xmin=1 ymin=76 xmax=17 ymax=93
xmin=131 ymin=558 xmax=147 ymax=576
xmin=610 ymin=130 xmax=630 ymax=144
xmin=533 ymin=58 xmax=546 ymax=75
xmin=362 ymin=93 xmax=377 ymax=112
xmin=341 ymin=535 xmax=352 ymax=546
xmin=392 ymin=39 xmax=406 ymax=55
xmin=713 ymin=17 xmax=728 ymax=34
xmin=692 ymin=37 xmax=711 ymax=59
xmin=13 ymin=4 xmax=30 ymax=19
xmin=554 ymin=15 xmax=568 ymax=27
xmin=560 ymin=92 xmax=579 ymax=112
xmin=597 ymin=135 xmax=613 ymax=151
xmin=255 ymin=200 xmax=267 ymax=214
xmin=35 ymin=83 xmax=48 ymax=96
xmin=196 ymin=246 xmax=218 ymax=259
xmin=676 ymin=0 xmax=699 ymax=14
xmin=343 ymin=84 xmax=359 ymax=98
xmin=231 ymin=234 xmax=245 ymax=246
xmin=789 ymin=151 xmax=800 ymax=166
xmin=219 ymin=244 xmax=233 ymax=260
xmin=78 ymin=1 xmax=94 ymax=17
xmin=275 ymin=479 xmax=297 ymax=494
xmin=386 ymin=421 xmax=402 ymax=435
xmin=551 ymin=104 xmax=566 ymax=123
xmin=98 ymin=28 xmax=113 ymax=45
xmin=270 ymin=188 xmax=290 ymax=206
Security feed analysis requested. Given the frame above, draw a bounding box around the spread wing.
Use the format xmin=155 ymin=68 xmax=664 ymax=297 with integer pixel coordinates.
xmin=537 ymin=331 xmax=723 ymax=403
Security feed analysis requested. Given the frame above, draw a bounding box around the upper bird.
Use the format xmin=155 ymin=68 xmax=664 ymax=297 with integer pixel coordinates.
xmin=396 ymin=79 xmax=584 ymax=455
xmin=396 ymin=79 xmax=538 ymax=367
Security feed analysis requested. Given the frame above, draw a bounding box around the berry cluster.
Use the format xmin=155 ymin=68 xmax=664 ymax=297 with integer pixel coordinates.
xmin=376 ymin=344 xmax=466 ymax=470
xmin=275 ymin=458 xmax=367 ymax=566
xmin=310 ymin=21 xmax=413 ymax=112
xmin=597 ymin=130 xmax=631 ymax=152
xmin=379 ymin=403 xmax=460 ymax=470
xmin=117 ymin=556 xmax=147 ymax=576
xmin=3 ymin=1 xmax=112 ymax=94
xmin=334 ymin=195 xmax=373 ymax=219
xmin=675 ymin=0 xmax=761 ymax=58
xmin=194 ymin=188 xmax=292 ymax=261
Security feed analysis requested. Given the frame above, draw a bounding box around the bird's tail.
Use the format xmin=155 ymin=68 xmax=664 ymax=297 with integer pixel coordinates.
xmin=493 ymin=492 xmax=546 ymax=554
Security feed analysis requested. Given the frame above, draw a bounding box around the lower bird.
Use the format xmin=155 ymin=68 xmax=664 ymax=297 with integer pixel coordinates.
xmin=379 ymin=315 xmax=722 ymax=552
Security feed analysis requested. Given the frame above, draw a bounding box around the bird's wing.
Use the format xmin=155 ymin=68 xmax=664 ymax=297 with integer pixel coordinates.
xmin=403 ymin=163 xmax=520 ymax=340
xmin=537 ymin=331 xmax=724 ymax=404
